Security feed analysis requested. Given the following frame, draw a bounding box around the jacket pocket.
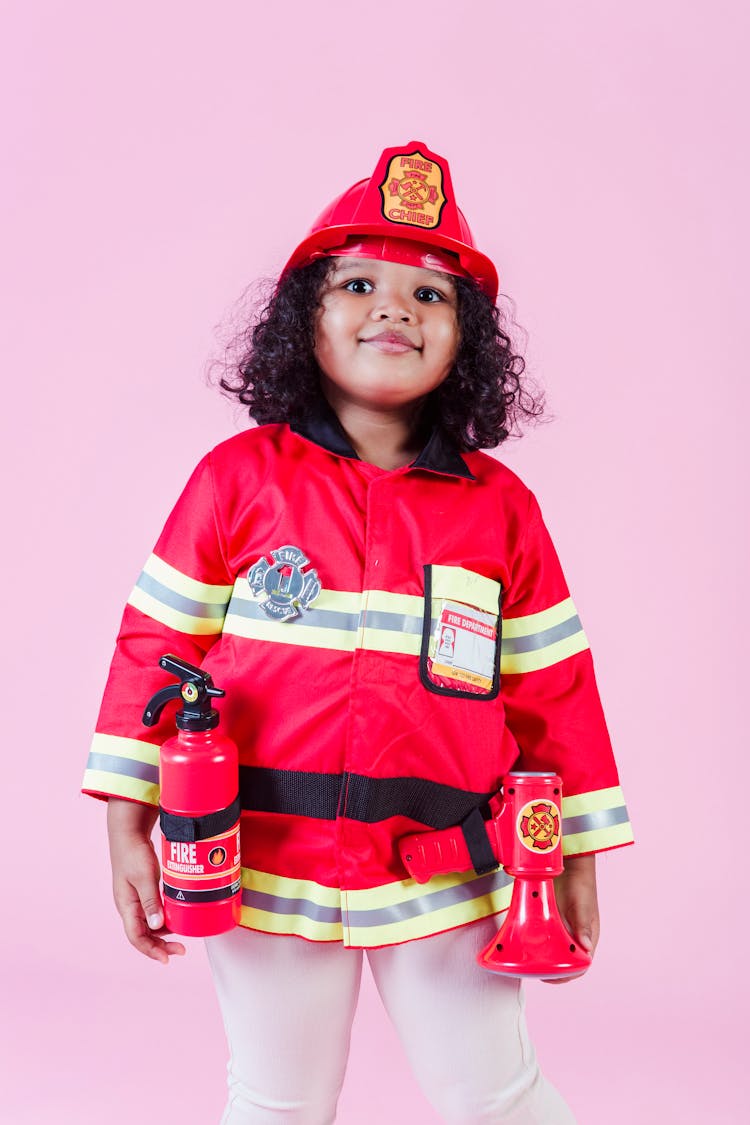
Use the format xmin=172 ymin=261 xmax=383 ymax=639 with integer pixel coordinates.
xmin=420 ymin=565 xmax=502 ymax=700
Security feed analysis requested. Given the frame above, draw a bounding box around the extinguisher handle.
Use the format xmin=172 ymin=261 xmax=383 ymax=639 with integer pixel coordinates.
xmin=142 ymin=683 xmax=182 ymax=726
xmin=159 ymin=654 xmax=220 ymax=690
xmin=142 ymin=654 xmax=225 ymax=731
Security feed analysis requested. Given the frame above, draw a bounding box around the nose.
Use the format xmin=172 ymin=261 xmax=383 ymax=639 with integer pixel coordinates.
xmin=369 ymin=287 xmax=416 ymax=324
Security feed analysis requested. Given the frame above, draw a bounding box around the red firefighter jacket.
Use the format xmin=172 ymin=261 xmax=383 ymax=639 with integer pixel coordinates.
xmin=83 ymin=409 xmax=633 ymax=947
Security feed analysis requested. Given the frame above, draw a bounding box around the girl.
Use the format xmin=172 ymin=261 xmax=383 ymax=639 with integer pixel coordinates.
xmin=85 ymin=141 xmax=633 ymax=1124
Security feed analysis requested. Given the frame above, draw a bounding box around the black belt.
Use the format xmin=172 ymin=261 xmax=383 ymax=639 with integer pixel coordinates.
xmin=239 ymin=766 xmax=494 ymax=830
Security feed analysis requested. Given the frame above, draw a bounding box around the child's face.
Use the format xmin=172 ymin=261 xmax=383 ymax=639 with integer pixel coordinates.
xmin=314 ymin=257 xmax=459 ymax=416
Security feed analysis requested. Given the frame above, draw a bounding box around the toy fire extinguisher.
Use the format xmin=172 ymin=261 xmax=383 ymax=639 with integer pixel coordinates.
xmin=142 ymin=654 xmax=241 ymax=937
xmin=399 ymin=771 xmax=592 ymax=980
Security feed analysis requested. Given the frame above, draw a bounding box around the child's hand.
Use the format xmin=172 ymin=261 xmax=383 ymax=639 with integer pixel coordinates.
xmin=106 ymin=798 xmax=186 ymax=965
xmin=543 ymin=853 xmax=599 ymax=985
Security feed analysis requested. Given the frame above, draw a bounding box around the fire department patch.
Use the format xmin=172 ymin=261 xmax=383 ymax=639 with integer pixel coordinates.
xmin=517 ymin=800 xmax=561 ymax=853
xmin=379 ymin=149 xmax=447 ymax=230
xmin=247 ymin=545 xmax=321 ymax=622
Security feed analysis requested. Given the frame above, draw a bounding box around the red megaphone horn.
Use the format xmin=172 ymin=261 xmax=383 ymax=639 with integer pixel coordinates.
xmin=398 ymin=771 xmax=591 ymax=980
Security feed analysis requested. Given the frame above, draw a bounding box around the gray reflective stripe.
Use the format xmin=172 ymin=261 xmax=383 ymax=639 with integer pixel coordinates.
xmin=563 ymin=804 xmax=630 ymax=835
xmin=137 ymin=572 xmax=230 ymax=619
xmin=364 ymin=610 xmax=423 ymax=635
xmin=501 ymin=614 xmax=582 ymax=655
xmin=227 ymin=595 xmax=360 ymax=631
xmin=241 ymin=869 xmax=512 ymax=931
xmin=242 ymin=888 xmax=343 ymax=925
xmin=345 ymin=869 xmax=513 ymax=928
xmin=86 ymin=752 xmax=159 ymax=784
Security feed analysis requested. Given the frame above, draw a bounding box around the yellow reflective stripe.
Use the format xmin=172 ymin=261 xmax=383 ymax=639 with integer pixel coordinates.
xmin=562 ymin=785 xmax=626 ymax=818
xmin=562 ymin=822 xmax=635 ymax=855
xmin=82 ymin=769 xmax=160 ymax=805
xmin=430 ymin=565 xmax=501 ymax=615
xmin=363 ymin=589 xmax=423 ymax=616
xmin=360 ymin=628 xmax=421 ymax=655
xmin=500 ymin=629 xmax=589 ymax=674
xmin=503 ymin=597 xmax=577 ymax=638
xmin=310 ymin=589 xmax=363 ymax=614
xmin=90 ymin=732 xmax=160 ymax=765
xmin=128 ymin=585 xmax=226 ymax=634
xmin=223 ymin=611 xmax=357 ymax=651
xmin=345 ymin=870 xmax=461 ymax=909
xmin=143 ymin=554 xmax=233 ymax=603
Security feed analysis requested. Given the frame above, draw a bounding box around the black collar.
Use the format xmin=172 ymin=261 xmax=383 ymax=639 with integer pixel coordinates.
xmin=290 ymin=401 xmax=475 ymax=481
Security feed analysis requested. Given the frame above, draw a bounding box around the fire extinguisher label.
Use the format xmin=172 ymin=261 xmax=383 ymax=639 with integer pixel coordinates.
xmin=161 ymin=823 xmax=241 ymax=896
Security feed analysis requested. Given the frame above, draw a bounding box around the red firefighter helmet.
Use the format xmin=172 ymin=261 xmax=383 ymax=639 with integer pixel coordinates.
xmin=283 ymin=141 xmax=499 ymax=303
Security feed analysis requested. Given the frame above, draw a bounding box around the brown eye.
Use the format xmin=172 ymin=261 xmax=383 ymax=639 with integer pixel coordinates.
xmin=415 ymin=287 xmax=443 ymax=303
xmin=343 ymin=279 xmax=374 ymax=295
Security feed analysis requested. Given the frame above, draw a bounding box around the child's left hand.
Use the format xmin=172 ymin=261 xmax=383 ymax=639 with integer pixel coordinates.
xmin=543 ymin=853 xmax=599 ymax=985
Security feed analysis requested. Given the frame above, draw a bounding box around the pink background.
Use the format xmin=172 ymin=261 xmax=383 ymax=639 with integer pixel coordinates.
xmin=3 ymin=2 xmax=747 ymax=1121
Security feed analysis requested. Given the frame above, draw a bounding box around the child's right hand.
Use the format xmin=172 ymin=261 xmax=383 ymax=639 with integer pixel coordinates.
xmin=106 ymin=797 xmax=186 ymax=965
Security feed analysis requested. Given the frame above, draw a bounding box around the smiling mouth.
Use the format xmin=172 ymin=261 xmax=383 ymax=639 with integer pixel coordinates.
xmin=360 ymin=331 xmax=420 ymax=353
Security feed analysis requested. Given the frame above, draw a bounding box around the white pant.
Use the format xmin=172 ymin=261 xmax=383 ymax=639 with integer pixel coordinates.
xmin=205 ymin=917 xmax=576 ymax=1124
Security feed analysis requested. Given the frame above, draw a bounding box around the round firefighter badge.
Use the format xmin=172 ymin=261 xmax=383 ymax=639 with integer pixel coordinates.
xmin=516 ymin=800 xmax=561 ymax=853
xmin=247 ymin=545 xmax=321 ymax=622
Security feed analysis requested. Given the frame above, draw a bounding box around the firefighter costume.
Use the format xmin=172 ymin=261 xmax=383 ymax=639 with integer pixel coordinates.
xmin=84 ymin=398 xmax=632 ymax=946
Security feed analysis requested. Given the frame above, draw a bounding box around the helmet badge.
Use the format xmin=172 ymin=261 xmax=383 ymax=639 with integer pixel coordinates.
xmin=248 ymin=545 xmax=322 ymax=622
xmin=379 ymin=148 xmax=447 ymax=231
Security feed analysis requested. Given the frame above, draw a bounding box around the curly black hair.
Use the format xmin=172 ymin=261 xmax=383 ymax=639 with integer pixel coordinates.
xmin=218 ymin=259 xmax=542 ymax=451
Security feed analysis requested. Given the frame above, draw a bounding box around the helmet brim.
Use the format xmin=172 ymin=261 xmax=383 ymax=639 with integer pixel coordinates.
xmin=283 ymin=223 xmax=499 ymax=303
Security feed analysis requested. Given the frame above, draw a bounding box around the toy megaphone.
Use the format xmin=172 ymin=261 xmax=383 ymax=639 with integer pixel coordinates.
xmin=398 ymin=772 xmax=591 ymax=979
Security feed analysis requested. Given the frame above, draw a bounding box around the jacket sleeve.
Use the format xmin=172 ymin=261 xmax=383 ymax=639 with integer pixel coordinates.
xmin=82 ymin=453 xmax=235 ymax=807
xmin=500 ymin=491 xmax=633 ymax=857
